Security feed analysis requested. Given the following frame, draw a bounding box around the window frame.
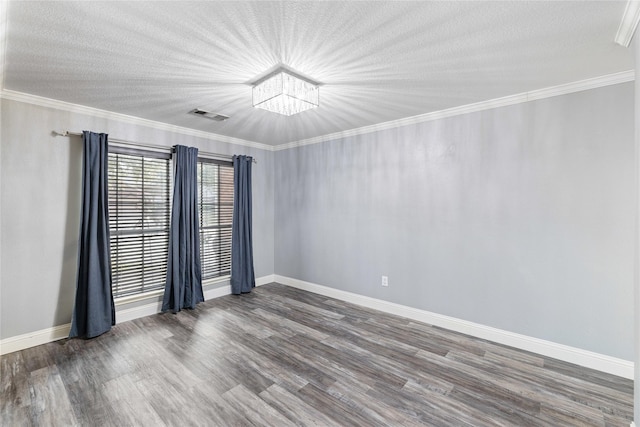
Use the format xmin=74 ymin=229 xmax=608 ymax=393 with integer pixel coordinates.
xmin=107 ymin=145 xmax=235 ymax=304
xmin=107 ymin=145 xmax=172 ymax=302
xmin=197 ymin=157 xmax=234 ymax=283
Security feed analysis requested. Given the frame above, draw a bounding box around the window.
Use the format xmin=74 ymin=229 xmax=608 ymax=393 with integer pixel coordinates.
xmin=108 ymin=148 xmax=171 ymax=299
xmin=107 ymin=147 xmax=234 ymax=300
xmin=197 ymin=159 xmax=234 ymax=280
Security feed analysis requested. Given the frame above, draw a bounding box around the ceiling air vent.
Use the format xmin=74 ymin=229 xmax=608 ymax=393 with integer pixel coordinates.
xmin=189 ymin=108 xmax=229 ymax=122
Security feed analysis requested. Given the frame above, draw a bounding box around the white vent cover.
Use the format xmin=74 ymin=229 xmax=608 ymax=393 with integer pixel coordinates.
xmin=189 ymin=109 xmax=229 ymax=121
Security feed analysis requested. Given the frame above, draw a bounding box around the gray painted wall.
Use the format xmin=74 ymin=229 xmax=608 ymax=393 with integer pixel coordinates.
xmin=1 ymin=82 xmax=634 ymax=362
xmin=0 ymin=98 xmax=275 ymax=340
xmin=633 ymin=37 xmax=639 ymax=424
xmin=275 ymin=82 xmax=635 ymax=360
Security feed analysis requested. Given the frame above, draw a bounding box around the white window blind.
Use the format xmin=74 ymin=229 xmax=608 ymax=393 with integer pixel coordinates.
xmin=197 ymin=158 xmax=234 ymax=280
xmin=108 ymin=147 xmax=171 ymax=299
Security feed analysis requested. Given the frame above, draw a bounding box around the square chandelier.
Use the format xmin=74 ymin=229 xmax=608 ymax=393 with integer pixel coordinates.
xmin=252 ymin=68 xmax=319 ymax=116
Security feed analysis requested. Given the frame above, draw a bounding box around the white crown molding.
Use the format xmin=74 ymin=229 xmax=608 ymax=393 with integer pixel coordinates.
xmin=0 ymin=275 xmax=274 ymax=355
xmin=615 ymin=1 xmax=640 ymax=47
xmin=275 ymin=70 xmax=635 ymax=151
xmin=2 ymin=70 xmax=634 ymax=154
xmin=0 ymin=88 xmax=275 ymax=152
xmin=274 ymin=275 xmax=634 ymax=379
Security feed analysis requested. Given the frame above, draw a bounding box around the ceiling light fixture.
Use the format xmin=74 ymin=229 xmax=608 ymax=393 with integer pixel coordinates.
xmin=252 ymin=68 xmax=319 ymax=116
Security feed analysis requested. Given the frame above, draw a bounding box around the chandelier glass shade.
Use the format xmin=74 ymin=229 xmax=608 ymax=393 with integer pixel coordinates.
xmin=252 ymin=69 xmax=319 ymax=116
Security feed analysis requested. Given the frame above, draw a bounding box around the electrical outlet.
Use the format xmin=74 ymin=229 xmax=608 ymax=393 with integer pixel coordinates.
xmin=381 ymin=275 xmax=389 ymax=287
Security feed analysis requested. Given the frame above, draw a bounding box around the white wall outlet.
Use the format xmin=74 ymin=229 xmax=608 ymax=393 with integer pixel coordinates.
xmin=381 ymin=275 xmax=389 ymax=287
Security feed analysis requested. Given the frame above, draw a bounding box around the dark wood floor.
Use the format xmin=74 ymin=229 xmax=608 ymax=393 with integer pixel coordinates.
xmin=1 ymin=283 xmax=634 ymax=426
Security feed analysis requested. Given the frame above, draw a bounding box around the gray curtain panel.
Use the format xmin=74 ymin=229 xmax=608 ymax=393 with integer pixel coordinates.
xmin=162 ymin=145 xmax=204 ymax=312
xmin=230 ymin=155 xmax=255 ymax=294
xmin=69 ymin=131 xmax=115 ymax=339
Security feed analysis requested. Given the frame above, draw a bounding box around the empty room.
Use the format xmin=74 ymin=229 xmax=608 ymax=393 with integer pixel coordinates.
xmin=1 ymin=1 xmax=639 ymax=426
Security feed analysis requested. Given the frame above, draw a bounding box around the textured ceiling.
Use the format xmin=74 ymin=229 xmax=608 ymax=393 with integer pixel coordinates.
xmin=3 ymin=1 xmax=633 ymax=146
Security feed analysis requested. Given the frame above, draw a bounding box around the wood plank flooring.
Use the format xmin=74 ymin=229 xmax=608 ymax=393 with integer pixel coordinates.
xmin=1 ymin=283 xmax=634 ymax=426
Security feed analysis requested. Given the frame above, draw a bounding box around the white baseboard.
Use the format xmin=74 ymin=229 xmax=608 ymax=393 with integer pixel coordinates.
xmin=0 ymin=275 xmax=274 ymax=355
xmin=274 ymin=275 xmax=634 ymax=380
xmin=0 ymin=324 xmax=72 ymax=355
xmin=116 ymin=300 xmax=164 ymax=324
xmin=5 ymin=273 xmax=628 ymax=380
xmin=256 ymin=274 xmax=275 ymax=287
xmin=114 ymin=275 xmax=273 ymax=324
